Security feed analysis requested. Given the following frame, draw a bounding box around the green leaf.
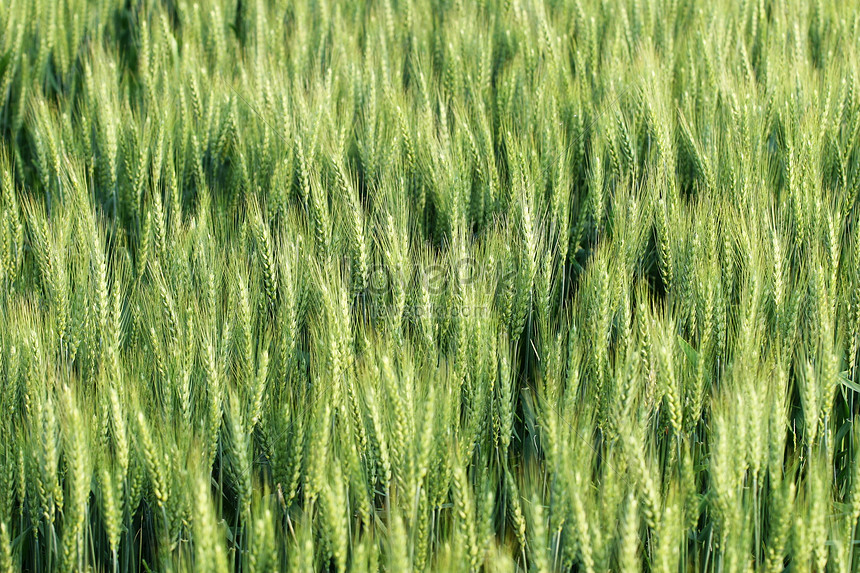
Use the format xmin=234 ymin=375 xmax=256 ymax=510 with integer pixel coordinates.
xmin=677 ymin=335 xmax=698 ymax=368
xmin=839 ymin=371 xmax=860 ymax=393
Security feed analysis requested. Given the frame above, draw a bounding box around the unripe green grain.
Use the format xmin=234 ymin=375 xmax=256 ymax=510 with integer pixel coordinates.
xmin=0 ymin=521 xmax=11 ymax=573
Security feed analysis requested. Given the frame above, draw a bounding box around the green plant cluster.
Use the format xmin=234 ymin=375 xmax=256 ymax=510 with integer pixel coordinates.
xmin=1 ymin=0 xmax=860 ymax=570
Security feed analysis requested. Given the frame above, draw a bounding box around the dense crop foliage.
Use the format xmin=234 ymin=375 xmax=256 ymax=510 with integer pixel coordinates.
xmin=1 ymin=0 xmax=860 ymax=570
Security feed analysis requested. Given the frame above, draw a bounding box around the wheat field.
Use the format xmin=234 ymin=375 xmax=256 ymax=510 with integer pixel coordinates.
xmin=1 ymin=0 xmax=860 ymax=571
